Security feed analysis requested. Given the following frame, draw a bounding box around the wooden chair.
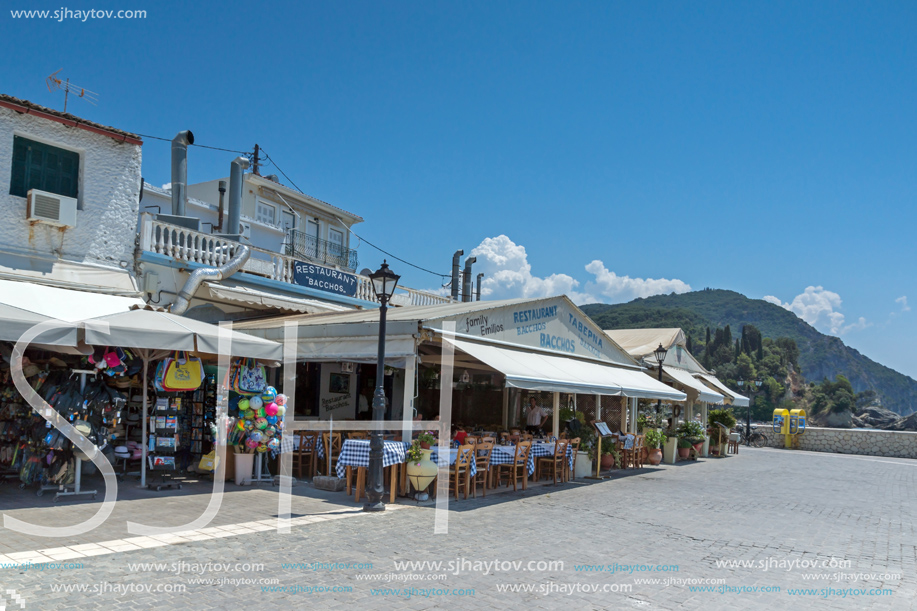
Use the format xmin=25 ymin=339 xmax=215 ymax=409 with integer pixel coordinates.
xmin=630 ymin=434 xmax=645 ymax=469
xmin=464 ymin=436 xmax=478 ymax=446
xmin=566 ymin=437 xmax=580 ymax=481
xmin=536 ymin=440 xmax=567 ymax=485
xmin=472 ymin=441 xmax=494 ymax=498
xmin=295 ymin=432 xmax=318 ymax=479
xmin=447 ymin=444 xmax=475 ymax=500
xmin=322 ymin=432 xmax=342 ymax=477
xmin=496 ymin=441 xmax=531 ymax=492
xmin=522 ymin=433 xmax=534 ymax=442
xmin=480 ymin=436 xmax=496 ymax=444
xmin=347 ymin=431 xmax=368 ymax=440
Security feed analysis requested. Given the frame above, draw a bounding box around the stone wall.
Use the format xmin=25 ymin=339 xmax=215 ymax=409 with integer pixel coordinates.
xmin=762 ymin=426 xmax=917 ymax=459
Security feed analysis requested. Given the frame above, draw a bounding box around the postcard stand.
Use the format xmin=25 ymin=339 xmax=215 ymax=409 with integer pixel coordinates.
xmin=148 ymin=398 xmax=181 ymax=491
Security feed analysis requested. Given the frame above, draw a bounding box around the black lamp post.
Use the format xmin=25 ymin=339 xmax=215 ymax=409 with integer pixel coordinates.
xmin=364 ymin=261 xmax=400 ymax=512
xmin=737 ymin=379 xmax=763 ymax=446
xmin=653 ymin=343 xmax=668 ymax=419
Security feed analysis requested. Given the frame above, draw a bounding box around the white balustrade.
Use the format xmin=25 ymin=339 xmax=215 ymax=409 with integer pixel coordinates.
xmin=140 ymin=214 xmax=455 ymax=307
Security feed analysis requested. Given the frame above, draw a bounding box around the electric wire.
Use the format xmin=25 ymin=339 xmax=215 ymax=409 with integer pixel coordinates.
xmin=133 ymin=132 xmax=250 ymax=154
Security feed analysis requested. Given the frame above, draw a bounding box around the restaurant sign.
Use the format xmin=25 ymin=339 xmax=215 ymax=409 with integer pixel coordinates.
xmin=292 ymin=261 xmax=358 ymax=297
xmin=431 ymin=296 xmax=634 ymax=365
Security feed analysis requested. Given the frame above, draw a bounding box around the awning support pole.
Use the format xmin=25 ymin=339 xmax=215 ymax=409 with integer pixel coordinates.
xmin=552 ymin=392 xmax=560 ymax=439
xmin=402 ymin=357 xmax=416 ymax=443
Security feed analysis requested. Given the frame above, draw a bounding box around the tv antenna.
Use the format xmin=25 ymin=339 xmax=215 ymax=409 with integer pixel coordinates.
xmin=45 ymin=69 xmax=98 ymax=113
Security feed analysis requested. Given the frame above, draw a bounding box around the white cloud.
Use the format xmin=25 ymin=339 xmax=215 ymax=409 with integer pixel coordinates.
xmin=764 ymin=286 xmax=870 ymax=336
xmin=470 ymin=236 xmax=593 ymax=303
xmin=468 ymin=235 xmax=690 ymax=306
xmin=582 ymin=260 xmax=691 ymax=303
xmin=896 ymin=296 xmax=910 ymax=312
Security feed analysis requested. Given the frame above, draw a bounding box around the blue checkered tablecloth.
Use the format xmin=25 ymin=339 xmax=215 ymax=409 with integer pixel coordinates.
xmin=335 ymin=439 xmax=408 ymax=479
xmin=488 ymin=442 xmax=574 ymax=475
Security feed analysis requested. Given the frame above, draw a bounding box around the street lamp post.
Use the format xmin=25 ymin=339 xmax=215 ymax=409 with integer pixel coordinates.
xmin=364 ymin=261 xmax=400 ymax=512
xmin=737 ymin=379 xmax=763 ymax=446
xmin=653 ymin=343 xmax=668 ymax=421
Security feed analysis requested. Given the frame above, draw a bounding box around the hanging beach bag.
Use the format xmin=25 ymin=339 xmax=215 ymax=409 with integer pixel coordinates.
xmin=163 ymin=351 xmax=204 ymax=391
xmin=237 ymin=358 xmax=267 ymax=395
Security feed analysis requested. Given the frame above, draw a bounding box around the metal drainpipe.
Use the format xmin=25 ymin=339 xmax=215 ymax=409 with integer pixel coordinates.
xmin=169 ymin=244 xmax=251 ymax=316
xmin=476 ymin=273 xmax=484 ymax=301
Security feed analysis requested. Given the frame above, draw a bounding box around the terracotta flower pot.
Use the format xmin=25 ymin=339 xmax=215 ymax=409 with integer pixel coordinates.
xmin=678 ymin=447 xmax=691 ymax=458
xmin=600 ymin=454 xmax=615 ymax=470
xmin=692 ymin=442 xmax=704 ymax=454
xmin=647 ymin=448 xmax=662 ymax=465
xmin=420 ymin=441 xmax=431 ymax=450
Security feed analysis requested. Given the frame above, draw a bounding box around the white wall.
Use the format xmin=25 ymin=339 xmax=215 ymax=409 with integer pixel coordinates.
xmin=0 ymin=105 xmax=142 ymax=275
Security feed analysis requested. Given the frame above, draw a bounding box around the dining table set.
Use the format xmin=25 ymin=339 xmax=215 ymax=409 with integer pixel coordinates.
xmin=293 ymin=431 xmax=578 ymax=504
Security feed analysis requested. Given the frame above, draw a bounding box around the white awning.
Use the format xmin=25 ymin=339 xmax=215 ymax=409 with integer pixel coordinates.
xmin=0 ymin=279 xmax=145 ymax=322
xmin=665 ymin=367 xmax=724 ymax=404
xmin=446 ymin=338 xmax=686 ymax=400
xmin=206 ymin=283 xmax=351 ymax=314
xmin=695 ymin=373 xmax=750 ymax=407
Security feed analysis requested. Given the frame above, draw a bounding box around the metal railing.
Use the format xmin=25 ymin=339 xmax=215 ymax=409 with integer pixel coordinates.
xmin=138 ymin=214 xmax=453 ymax=307
xmin=285 ymin=229 xmax=358 ymax=271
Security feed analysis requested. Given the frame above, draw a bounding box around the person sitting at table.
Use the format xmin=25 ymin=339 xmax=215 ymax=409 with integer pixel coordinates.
xmin=453 ymin=426 xmax=469 ymax=445
xmin=525 ymin=396 xmax=549 ymax=434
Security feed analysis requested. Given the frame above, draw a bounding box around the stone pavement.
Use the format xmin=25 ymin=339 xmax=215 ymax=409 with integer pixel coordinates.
xmin=1 ymin=447 xmax=915 ymax=610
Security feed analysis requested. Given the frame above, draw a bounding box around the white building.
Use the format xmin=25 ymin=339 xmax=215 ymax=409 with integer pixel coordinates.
xmin=0 ymin=94 xmax=143 ymax=295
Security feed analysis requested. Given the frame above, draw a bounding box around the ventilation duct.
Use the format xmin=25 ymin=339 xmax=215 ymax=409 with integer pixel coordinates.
xmin=462 ymin=256 xmax=476 ymax=302
xmin=170 ymin=130 xmax=194 ymax=216
xmin=451 ymin=250 xmax=463 ymax=301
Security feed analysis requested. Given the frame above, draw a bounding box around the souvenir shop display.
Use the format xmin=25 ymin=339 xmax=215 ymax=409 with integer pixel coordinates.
xmin=226 ymin=357 xmax=284 ymax=485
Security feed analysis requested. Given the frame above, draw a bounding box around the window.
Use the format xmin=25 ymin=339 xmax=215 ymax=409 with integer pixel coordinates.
xmin=328 ymin=228 xmax=345 ymax=256
xmin=9 ymin=136 xmax=80 ymax=199
xmin=255 ymin=200 xmax=276 ymax=225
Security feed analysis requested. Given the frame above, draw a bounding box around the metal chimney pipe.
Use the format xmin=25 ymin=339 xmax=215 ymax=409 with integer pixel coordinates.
xmin=462 ymin=256 xmax=477 ymax=302
xmin=227 ymin=156 xmax=250 ymax=236
xmin=476 ymin=273 xmax=484 ymax=301
xmin=451 ymin=250 xmax=464 ymax=301
xmin=170 ymin=130 xmax=194 ymax=216
xmin=216 ymin=180 xmax=226 ymax=232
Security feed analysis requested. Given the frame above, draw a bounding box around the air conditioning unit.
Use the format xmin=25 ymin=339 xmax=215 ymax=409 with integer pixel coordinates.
xmin=27 ymin=189 xmax=78 ymax=227
xmin=341 ymin=362 xmax=355 ymax=374
xmin=240 ymin=222 xmax=252 ymax=239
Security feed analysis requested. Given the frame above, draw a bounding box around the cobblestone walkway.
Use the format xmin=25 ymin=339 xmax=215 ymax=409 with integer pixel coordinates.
xmin=1 ymin=447 xmax=914 ymax=610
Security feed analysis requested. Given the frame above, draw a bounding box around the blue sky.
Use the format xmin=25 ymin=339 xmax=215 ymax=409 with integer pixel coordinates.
xmin=5 ymin=1 xmax=916 ymax=378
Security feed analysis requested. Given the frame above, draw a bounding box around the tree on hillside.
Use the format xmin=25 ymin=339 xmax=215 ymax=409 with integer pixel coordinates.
xmin=809 ymin=375 xmax=856 ymax=414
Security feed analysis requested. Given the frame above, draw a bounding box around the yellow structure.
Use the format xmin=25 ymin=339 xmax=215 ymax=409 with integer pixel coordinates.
xmin=772 ymin=408 xmax=789 ymax=436
xmin=774 ymin=408 xmax=806 ymax=448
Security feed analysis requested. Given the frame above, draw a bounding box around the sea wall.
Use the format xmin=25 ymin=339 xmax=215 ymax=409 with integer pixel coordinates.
xmin=763 ymin=426 xmax=917 ymax=459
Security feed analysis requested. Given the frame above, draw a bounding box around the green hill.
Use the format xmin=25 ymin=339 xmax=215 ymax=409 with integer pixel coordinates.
xmin=581 ymin=289 xmax=917 ymax=415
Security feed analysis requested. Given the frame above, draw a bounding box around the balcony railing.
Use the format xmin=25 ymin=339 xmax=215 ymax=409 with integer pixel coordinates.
xmin=286 ymin=229 xmax=358 ymax=271
xmin=138 ymin=214 xmax=453 ymax=307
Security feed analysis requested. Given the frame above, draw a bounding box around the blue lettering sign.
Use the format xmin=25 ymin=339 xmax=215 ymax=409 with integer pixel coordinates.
xmin=292 ymin=261 xmax=358 ymax=297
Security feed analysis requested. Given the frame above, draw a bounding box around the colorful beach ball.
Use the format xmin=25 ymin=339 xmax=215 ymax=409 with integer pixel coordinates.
xmin=245 ymin=438 xmax=259 ymax=450
xmin=264 ymin=402 xmax=278 ymax=417
xmin=255 ymin=417 xmax=268 ymax=430
xmin=249 ymin=396 xmax=263 ymax=410
xmin=238 ymin=399 xmax=250 ymax=411
xmin=262 ymin=387 xmax=277 ymax=403
xmin=265 ymin=416 xmax=278 ymax=425
xmin=256 ymin=443 xmax=268 ymax=453
xmin=274 ymin=394 xmax=287 ymax=407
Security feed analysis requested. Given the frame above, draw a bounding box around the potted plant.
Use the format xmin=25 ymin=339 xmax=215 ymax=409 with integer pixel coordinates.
xmin=417 ymin=431 xmax=436 ymax=450
xmin=676 ymin=420 xmax=707 ymax=454
xmin=643 ymin=429 xmax=666 ymax=465
xmin=589 ymin=439 xmax=619 ymax=470
xmin=677 ymin=437 xmax=693 ymax=458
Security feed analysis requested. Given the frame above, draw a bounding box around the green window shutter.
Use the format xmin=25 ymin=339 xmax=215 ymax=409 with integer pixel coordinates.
xmin=9 ymin=136 xmax=27 ymax=197
xmin=9 ymin=136 xmax=80 ymax=200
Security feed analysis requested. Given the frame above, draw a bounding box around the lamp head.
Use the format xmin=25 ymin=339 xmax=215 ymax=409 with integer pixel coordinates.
xmin=369 ymin=260 xmax=400 ymax=301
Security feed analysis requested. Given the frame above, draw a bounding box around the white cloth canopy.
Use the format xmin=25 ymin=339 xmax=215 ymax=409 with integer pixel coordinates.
xmin=83 ymin=308 xmax=282 ymax=360
xmin=447 ymin=338 xmax=686 ymax=401
xmin=665 ymin=367 xmax=724 ymax=404
xmin=695 ymin=373 xmax=750 ymax=407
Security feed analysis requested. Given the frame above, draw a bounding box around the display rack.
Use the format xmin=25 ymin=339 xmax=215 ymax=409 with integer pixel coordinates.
xmin=148 ymin=397 xmax=181 ymax=491
xmin=45 ymin=369 xmax=98 ymax=501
